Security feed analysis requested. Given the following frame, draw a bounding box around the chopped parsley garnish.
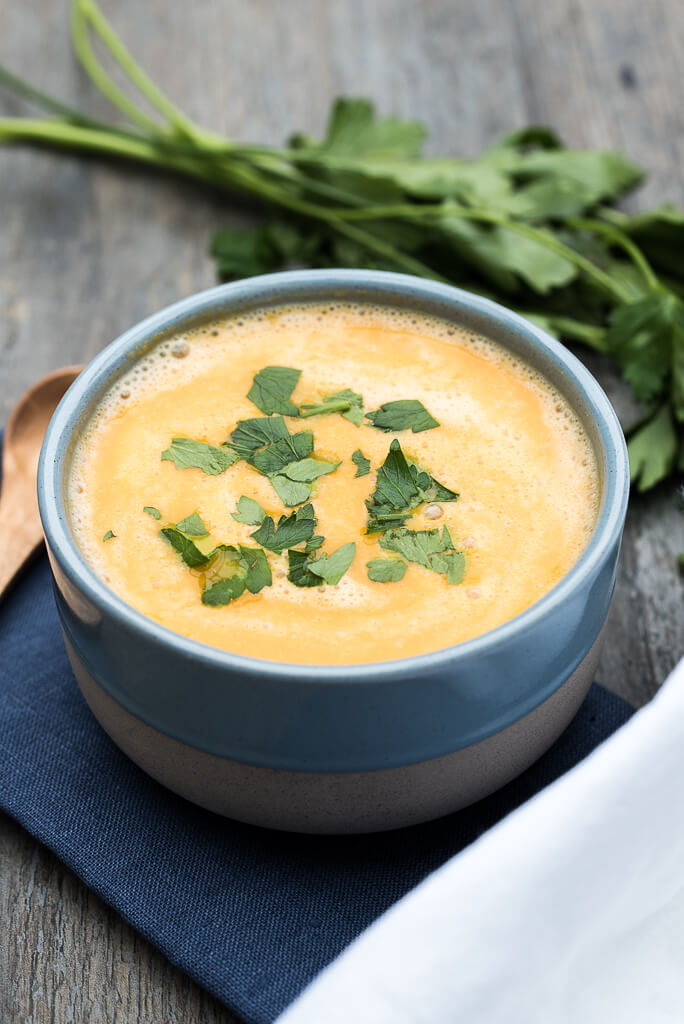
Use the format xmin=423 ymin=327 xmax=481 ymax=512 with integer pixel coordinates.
xmin=250 ymin=503 xmax=317 ymax=552
xmin=227 ymin=416 xmax=340 ymax=506
xmin=381 ymin=525 xmax=455 ymax=565
xmin=287 ymin=542 xmax=356 ymax=586
xmin=351 ymin=449 xmax=371 ymax=477
xmin=102 ymin=529 xmax=116 ymax=542
xmin=226 ymin=416 xmax=291 ymax=460
xmin=153 ymin=371 xmax=462 ymax=609
xmin=162 ymin=437 xmax=239 ymax=475
xmin=197 ymin=543 xmax=273 ymax=606
xmin=247 ymin=365 xmax=301 ymax=416
xmin=300 ymin=388 xmax=364 ymax=426
xmin=238 ymin=545 xmax=272 ymax=593
xmin=160 ymin=527 xmax=210 ymax=568
xmin=433 ymin=551 xmax=466 ymax=585
xmin=249 ymin=431 xmax=314 ymax=475
xmin=231 ymin=496 xmax=266 ymax=525
xmin=365 ymin=439 xmax=458 ymax=533
xmin=287 ymin=549 xmax=322 ymax=588
xmin=280 ymin=456 xmax=340 ymax=482
xmin=366 ymin=558 xmax=407 ymax=582
xmin=368 ymin=439 xmax=422 ymax=527
xmin=270 ymin=476 xmax=312 ymax=507
xmin=366 ymin=399 xmax=439 ymax=433
xmin=174 ymin=512 xmax=209 ymax=537
xmin=379 ymin=526 xmax=466 ymax=584
xmin=308 ymin=542 xmax=356 ymax=585
xmin=266 ymin=451 xmax=339 ymax=504
xmin=202 ymin=575 xmax=246 ymax=606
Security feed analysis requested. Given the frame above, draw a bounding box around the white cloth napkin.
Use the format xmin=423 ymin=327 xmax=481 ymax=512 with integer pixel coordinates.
xmin=278 ymin=658 xmax=684 ymax=1024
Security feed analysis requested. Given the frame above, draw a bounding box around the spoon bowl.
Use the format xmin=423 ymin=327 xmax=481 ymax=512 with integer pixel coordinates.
xmin=0 ymin=366 xmax=83 ymax=600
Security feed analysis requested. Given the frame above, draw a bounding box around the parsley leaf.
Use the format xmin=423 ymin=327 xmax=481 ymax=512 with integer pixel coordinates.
xmin=250 ymin=503 xmax=317 ymax=552
xmin=308 ymin=542 xmax=356 ymax=584
xmin=247 ymin=365 xmax=301 ymax=416
xmin=226 ymin=416 xmax=291 ymax=460
xmin=300 ymin=388 xmax=364 ymax=426
xmin=161 ymin=527 xmax=210 ymax=568
xmin=270 ymin=476 xmax=312 ymax=507
xmin=162 ymin=437 xmax=238 ymax=475
xmin=379 ymin=525 xmax=450 ymax=567
xmin=314 ymin=98 xmax=426 ymax=160
xmin=287 ymin=549 xmax=322 ymax=588
xmin=228 ymin=416 xmax=338 ymax=506
xmin=249 ymin=431 xmax=314 ymax=475
xmin=281 ymin=456 xmax=340 ymax=482
xmin=366 ymin=558 xmax=407 ymax=582
xmin=231 ymin=496 xmax=267 ymax=525
xmin=268 ymin=454 xmax=340 ymax=504
xmin=351 ymin=449 xmax=371 ymax=477
xmin=102 ymin=530 xmax=116 ymax=542
xmin=210 ymin=222 xmax=303 ymax=279
xmin=429 ymin=550 xmax=467 ymax=585
xmin=305 ymin=534 xmax=325 ymax=552
xmin=174 ymin=512 xmax=209 ymax=537
xmin=379 ymin=526 xmax=466 ymax=584
xmin=424 ymin=475 xmax=459 ymax=503
xmin=627 ymin=404 xmax=678 ymax=492
xmin=616 ymin=205 xmax=684 ymax=280
xmin=202 ymin=575 xmax=246 ymax=607
xmin=605 ymin=294 xmax=684 ymax=406
xmin=200 ymin=544 xmax=272 ymax=604
xmin=368 ymin=438 xmax=421 ymax=522
xmin=143 ymin=506 xmax=161 ymax=520
xmin=366 ymin=399 xmax=439 ymax=433
xmin=366 ymin=438 xmax=457 ymax=533
xmin=238 ymin=545 xmax=272 ymax=593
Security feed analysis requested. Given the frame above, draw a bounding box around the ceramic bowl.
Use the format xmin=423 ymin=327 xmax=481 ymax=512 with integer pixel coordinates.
xmin=38 ymin=270 xmax=629 ymax=834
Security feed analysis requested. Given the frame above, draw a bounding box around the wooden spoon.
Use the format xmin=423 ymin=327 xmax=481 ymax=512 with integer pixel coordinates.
xmin=0 ymin=366 xmax=83 ymax=602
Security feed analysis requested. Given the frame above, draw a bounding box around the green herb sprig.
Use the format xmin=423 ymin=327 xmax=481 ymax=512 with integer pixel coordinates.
xmin=1 ymin=1 xmax=683 ymax=490
xmin=161 ymin=512 xmax=273 ymax=605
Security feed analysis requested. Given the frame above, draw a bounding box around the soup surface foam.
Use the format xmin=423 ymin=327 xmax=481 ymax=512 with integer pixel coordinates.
xmin=69 ymin=303 xmax=599 ymax=664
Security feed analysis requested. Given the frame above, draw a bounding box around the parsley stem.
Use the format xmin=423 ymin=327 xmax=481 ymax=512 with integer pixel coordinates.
xmin=330 ymin=219 xmax=451 ymax=281
xmin=0 ymin=1 xmax=647 ymax=305
xmin=0 ymin=117 xmax=208 ymax=174
xmin=0 ymin=62 xmax=118 ymax=132
xmin=71 ymin=0 xmax=240 ymax=156
xmin=300 ymin=400 xmax=351 ymax=417
xmin=69 ymin=1 xmax=166 ymax=137
xmin=205 ymin=157 xmax=451 ymax=281
xmin=335 ymin=202 xmax=630 ymax=302
xmin=73 ymin=0 xmax=211 ymax=145
xmin=230 ymin=152 xmax=371 ymax=208
xmin=567 ymin=217 xmax=662 ymax=294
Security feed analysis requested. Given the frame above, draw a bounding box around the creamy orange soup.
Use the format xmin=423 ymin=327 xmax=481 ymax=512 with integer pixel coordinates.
xmin=69 ymin=304 xmax=599 ymax=664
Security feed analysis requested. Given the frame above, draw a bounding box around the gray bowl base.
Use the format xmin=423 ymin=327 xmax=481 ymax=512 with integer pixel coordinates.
xmin=64 ymin=627 xmax=605 ymax=835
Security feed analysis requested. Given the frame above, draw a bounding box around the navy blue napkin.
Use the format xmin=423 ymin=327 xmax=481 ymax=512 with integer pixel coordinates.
xmin=0 ymin=450 xmax=634 ymax=1023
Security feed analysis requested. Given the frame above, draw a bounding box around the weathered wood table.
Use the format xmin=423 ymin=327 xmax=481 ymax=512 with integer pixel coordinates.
xmin=1 ymin=1 xmax=683 ymax=1020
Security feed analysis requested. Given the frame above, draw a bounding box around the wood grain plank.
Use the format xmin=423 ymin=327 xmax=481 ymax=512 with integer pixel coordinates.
xmin=1 ymin=0 xmax=683 ymax=1021
xmin=0 ymin=812 xmax=240 ymax=1023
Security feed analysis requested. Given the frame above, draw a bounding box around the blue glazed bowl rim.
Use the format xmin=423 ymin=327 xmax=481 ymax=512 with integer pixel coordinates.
xmin=39 ymin=269 xmax=629 ymax=688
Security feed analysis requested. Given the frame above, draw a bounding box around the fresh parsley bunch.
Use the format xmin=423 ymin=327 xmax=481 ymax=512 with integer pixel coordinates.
xmin=1 ymin=0 xmax=683 ymax=491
